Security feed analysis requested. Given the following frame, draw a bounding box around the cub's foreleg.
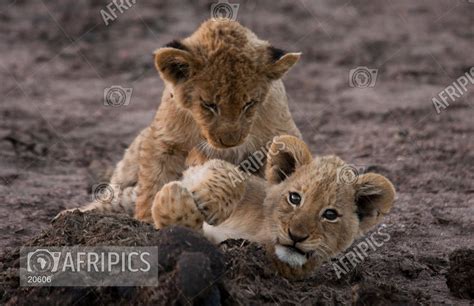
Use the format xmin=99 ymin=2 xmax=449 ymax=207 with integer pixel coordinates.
xmin=151 ymin=159 xmax=246 ymax=231
xmin=134 ymin=133 xmax=188 ymax=223
xmin=182 ymin=159 xmax=246 ymax=226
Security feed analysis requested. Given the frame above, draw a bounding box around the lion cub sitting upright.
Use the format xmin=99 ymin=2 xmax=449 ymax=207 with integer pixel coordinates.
xmin=152 ymin=136 xmax=396 ymax=278
xmin=71 ymin=19 xmax=302 ymax=222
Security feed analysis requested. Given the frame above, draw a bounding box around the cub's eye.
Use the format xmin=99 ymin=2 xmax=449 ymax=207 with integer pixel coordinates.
xmin=201 ymin=101 xmax=218 ymax=113
xmin=288 ymin=192 xmax=302 ymax=206
xmin=243 ymin=100 xmax=256 ymax=112
xmin=322 ymin=209 xmax=339 ymax=221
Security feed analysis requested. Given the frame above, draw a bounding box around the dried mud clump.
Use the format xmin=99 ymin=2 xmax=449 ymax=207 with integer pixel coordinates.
xmin=0 ymin=211 xmax=227 ymax=305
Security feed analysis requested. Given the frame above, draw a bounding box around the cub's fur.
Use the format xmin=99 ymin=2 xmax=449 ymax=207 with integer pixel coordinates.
xmin=152 ymin=136 xmax=396 ymax=278
xmin=64 ymin=19 xmax=301 ymax=221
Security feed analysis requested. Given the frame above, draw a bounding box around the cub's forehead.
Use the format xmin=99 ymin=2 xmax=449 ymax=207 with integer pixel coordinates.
xmin=185 ymin=20 xmax=270 ymax=68
xmin=291 ymin=157 xmax=354 ymax=203
xmin=192 ymin=54 xmax=268 ymax=98
xmin=295 ymin=157 xmax=345 ymax=184
xmin=194 ymin=43 xmax=268 ymax=82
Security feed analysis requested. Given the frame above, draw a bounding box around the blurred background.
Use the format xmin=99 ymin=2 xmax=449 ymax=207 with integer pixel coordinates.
xmin=0 ymin=0 xmax=472 ymax=302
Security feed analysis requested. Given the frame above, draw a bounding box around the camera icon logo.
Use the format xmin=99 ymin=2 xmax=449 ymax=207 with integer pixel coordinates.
xmin=211 ymin=0 xmax=239 ymax=21
xmin=27 ymin=249 xmax=61 ymax=273
xmin=92 ymin=183 xmax=120 ymax=204
xmin=104 ymin=85 xmax=132 ymax=107
xmin=349 ymin=67 xmax=378 ymax=88
xmin=337 ymin=165 xmax=366 ymax=184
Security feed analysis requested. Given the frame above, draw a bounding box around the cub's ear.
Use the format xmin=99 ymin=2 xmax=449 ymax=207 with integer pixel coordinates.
xmin=354 ymin=173 xmax=396 ymax=233
xmin=266 ymin=47 xmax=301 ymax=80
xmin=265 ymin=135 xmax=312 ymax=184
xmin=154 ymin=40 xmax=195 ymax=85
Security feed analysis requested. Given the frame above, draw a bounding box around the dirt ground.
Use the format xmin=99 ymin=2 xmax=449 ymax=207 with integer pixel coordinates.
xmin=0 ymin=0 xmax=473 ymax=304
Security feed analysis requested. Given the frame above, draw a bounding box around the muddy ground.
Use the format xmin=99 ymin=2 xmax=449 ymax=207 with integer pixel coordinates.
xmin=0 ymin=0 xmax=473 ymax=304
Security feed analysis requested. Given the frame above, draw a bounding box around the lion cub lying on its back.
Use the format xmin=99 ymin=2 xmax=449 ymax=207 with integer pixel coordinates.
xmin=152 ymin=136 xmax=396 ymax=278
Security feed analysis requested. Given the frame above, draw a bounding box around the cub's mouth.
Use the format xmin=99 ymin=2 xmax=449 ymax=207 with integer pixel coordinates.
xmin=274 ymin=243 xmax=314 ymax=267
xmin=282 ymin=244 xmax=307 ymax=256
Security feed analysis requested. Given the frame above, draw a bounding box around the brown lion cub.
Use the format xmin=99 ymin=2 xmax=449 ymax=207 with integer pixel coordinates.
xmin=66 ymin=19 xmax=301 ymax=222
xmin=152 ymin=135 xmax=396 ymax=278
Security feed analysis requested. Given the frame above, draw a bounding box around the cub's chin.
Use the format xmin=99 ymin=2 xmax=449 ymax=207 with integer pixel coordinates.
xmin=269 ymin=244 xmax=320 ymax=279
xmin=274 ymin=244 xmax=308 ymax=267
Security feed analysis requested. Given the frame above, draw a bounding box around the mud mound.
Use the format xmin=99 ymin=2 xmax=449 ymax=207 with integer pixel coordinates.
xmin=0 ymin=212 xmax=226 ymax=305
xmin=0 ymin=211 xmax=437 ymax=305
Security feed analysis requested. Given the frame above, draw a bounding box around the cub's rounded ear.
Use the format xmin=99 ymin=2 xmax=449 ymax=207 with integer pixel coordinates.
xmin=354 ymin=173 xmax=396 ymax=234
xmin=265 ymin=135 xmax=312 ymax=184
xmin=154 ymin=40 xmax=195 ymax=85
xmin=266 ymin=46 xmax=301 ymax=80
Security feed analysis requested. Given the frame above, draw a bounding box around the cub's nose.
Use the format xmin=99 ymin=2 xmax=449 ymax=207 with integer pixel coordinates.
xmin=288 ymin=229 xmax=309 ymax=243
xmin=219 ymin=133 xmax=241 ymax=147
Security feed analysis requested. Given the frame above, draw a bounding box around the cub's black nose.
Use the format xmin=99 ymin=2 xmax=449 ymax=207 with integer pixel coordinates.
xmin=288 ymin=229 xmax=309 ymax=243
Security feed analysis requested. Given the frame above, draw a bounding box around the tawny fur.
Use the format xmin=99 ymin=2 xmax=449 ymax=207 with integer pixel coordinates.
xmin=61 ymin=19 xmax=301 ymax=221
xmin=152 ymin=136 xmax=396 ymax=279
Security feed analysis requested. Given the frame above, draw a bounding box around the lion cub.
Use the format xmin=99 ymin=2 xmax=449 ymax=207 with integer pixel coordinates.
xmin=152 ymin=136 xmax=396 ymax=278
xmin=67 ymin=19 xmax=301 ymax=222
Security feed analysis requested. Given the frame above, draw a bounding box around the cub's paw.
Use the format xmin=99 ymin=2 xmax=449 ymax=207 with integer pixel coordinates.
xmin=152 ymin=181 xmax=204 ymax=230
xmin=182 ymin=159 xmax=246 ymax=226
xmin=191 ymin=188 xmax=235 ymax=226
